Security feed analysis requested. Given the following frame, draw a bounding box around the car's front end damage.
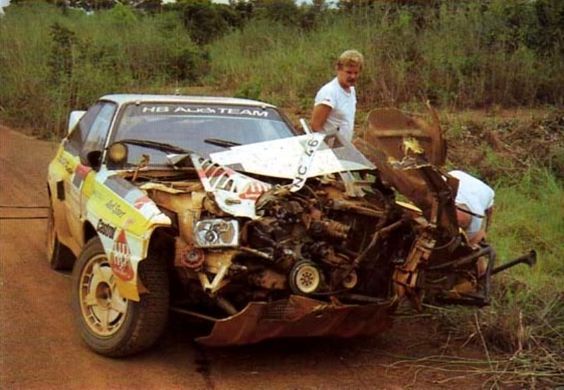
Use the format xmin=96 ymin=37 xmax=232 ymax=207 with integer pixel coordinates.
xmin=120 ymin=132 xmax=403 ymax=345
xmin=97 ymin=106 xmax=534 ymax=347
xmin=59 ymin=97 xmax=535 ymax=353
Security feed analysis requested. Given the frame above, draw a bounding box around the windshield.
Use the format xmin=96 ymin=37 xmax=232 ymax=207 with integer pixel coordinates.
xmin=111 ymin=102 xmax=297 ymax=167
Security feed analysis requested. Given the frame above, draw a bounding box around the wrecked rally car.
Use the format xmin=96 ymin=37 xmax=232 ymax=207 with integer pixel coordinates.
xmin=46 ymin=94 xmax=536 ymax=356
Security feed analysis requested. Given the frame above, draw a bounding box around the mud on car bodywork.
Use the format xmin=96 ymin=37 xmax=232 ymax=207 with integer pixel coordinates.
xmin=47 ymin=95 xmax=536 ymax=356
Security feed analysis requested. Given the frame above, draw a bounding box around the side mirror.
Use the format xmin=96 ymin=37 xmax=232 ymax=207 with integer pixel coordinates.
xmin=68 ymin=111 xmax=86 ymax=134
xmin=81 ymin=150 xmax=103 ymax=171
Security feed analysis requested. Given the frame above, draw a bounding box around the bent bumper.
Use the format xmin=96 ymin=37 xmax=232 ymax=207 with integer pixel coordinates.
xmin=197 ymin=295 xmax=396 ymax=346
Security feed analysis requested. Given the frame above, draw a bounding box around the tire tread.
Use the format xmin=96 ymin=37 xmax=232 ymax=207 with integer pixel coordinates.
xmin=72 ymin=238 xmax=169 ymax=357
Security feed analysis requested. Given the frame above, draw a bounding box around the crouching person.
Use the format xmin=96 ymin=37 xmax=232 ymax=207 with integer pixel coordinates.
xmin=448 ymin=170 xmax=495 ymax=299
xmin=449 ymin=170 xmax=495 ymax=246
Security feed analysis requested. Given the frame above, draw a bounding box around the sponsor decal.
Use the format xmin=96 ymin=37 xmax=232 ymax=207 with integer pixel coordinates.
xmin=72 ymin=164 xmax=91 ymax=189
xmin=239 ymin=181 xmax=271 ymax=201
xmin=96 ymin=219 xmax=116 ymax=239
xmin=105 ymin=176 xmax=135 ymax=198
xmin=135 ymin=104 xmax=280 ymax=120
xmin=105 ymin=200 xmax=126 ymax=218
xmin=105 ymin=176 xmax=153 ymax=213
xmin=57 ymin=155 xmax=73 ymax=173
xmin=109 ymin=230 xmax=134 ymax=281
xmin=133 ymin=195 xmax=151 ymax=209
xmin=195 ymin=166 xmax=236 ymax=181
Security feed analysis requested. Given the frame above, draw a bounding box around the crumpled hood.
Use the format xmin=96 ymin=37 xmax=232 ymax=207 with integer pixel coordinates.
xmin=209 ymin=132 xmax=375 ymax=180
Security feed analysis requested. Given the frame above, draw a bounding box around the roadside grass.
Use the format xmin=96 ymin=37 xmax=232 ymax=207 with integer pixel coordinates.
xmin=209 ymin=4 xmax=563 ymax=110
xmin=432 ymin=167 xmax=563 ymax=387
xmin=488 ymin=168 xmax=563 ymax=353
xmin=0 ymin=4 xmax=205 ymax=138
xmin=3 ymin=3 xmax=562 ymax=135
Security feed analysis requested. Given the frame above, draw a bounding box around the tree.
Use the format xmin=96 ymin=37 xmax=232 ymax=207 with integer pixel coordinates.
xmin=252 ymin=0 xmax=299 ymax=26
xmin=170 ymin=1 xmax=229 ymax=45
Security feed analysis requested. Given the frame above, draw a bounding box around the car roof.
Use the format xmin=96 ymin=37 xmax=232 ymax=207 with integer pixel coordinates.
xmin=99 ymin=94 xmax=277 ymax=108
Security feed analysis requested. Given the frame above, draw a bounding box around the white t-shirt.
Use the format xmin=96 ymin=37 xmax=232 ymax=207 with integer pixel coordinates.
xmin=314 ymin=77 xmax=357 ymax=142
xmin=449 ymin=170 xmax=495 ymax=237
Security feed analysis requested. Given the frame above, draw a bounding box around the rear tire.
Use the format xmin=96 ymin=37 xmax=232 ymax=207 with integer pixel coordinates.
xmin=46 ymin=201 xmax=74 ymax=270
xmin=71 ymin=237 xmax=169 ymax=357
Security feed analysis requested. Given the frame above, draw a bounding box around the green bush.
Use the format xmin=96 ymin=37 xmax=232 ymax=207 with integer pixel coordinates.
xmin=175 ymin=1 xmax=231 ymax=45
xmin=0 ymin=3 xmax=208 ymax=137
xmin=1 ymin=1 xmax=562 ymax=132
xmin=207 ymin=1 xmax=563 ymax=109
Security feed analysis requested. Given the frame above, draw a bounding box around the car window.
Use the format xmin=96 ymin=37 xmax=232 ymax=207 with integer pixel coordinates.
xmin=65 ymin=103 xmax=103 ymax=154
xmin=83 ymin=103 xmax=116 ymax=152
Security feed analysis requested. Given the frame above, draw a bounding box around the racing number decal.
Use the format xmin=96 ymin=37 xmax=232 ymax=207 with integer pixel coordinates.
xmin=290 ymin=133 xmax=325 ymax=192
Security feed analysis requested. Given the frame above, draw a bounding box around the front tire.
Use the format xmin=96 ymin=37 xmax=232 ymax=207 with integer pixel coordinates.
xmin=71 ymin=237 xmax=169 ymax=357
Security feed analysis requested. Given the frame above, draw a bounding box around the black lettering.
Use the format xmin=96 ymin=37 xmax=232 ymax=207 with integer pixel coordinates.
xmin=97 ymin=220 xmax=117 ymax=238
xmin=105 ymin=200 xmax=126 ymax=218
xmin=307 ymin=139 xmax=319 ymax=147
xmin=291 ymin=176 xmax=304 ymax=188
xmin=297 ymin=165 xmax=308 ymax=175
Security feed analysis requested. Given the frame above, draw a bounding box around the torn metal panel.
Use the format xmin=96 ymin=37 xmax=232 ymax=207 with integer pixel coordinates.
xmin=197 ymin=295 xmax=395 ymax=346
xmin=354 ymin=107 xmax=458 ymax=236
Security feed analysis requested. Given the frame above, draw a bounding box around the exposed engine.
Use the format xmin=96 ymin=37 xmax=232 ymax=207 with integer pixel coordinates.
xmin=143 ymin=165 xmax=419 ymax=320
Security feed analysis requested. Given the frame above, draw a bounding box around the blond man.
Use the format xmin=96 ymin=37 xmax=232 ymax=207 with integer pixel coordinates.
xmin=311 ymin=50 xmax=364 ymax=142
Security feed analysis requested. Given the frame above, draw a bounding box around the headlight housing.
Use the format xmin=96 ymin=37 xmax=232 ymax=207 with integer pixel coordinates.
xmin=193 ymin=219 xmax=239 ymax=248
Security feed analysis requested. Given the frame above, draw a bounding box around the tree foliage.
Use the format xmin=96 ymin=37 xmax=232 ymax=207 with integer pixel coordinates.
xmin=172 ymin=1 xmax=228 ymax=45
xmin=1 ymin=0 xmax=562 ymax=135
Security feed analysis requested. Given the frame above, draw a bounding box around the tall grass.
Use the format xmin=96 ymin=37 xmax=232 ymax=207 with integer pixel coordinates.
xmin=1 ymin=2 xmax=562 ymax=134
xmin=489 ymin=168 xmax=563 ymax=350
xmin=0 ymin=3 xmax=206 ymax=138
xmin=208 ymin=18 xmax=338 ymax=108
xmin=209 ymin=2 xmax=563 ymax=109
xmin=435 ymin=168 xmax=563 ymax=385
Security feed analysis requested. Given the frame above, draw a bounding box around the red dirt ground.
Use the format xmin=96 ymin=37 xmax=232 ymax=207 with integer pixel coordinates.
xmin=1 ymin=125 xmax=499 ymax=389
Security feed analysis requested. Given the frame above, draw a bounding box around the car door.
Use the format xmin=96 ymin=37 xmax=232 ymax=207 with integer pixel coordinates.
xmin=61 ymin=101 xmax=116 ymax=251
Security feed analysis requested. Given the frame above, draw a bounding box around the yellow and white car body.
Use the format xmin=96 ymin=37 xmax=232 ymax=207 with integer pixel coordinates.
xmin=47 ymin=95 xmax=286 ymax=300
xmin=46 ymin=95 xmax=535 ymax=356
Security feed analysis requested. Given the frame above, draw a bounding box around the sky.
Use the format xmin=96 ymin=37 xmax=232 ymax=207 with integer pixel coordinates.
xmin=0 ymin=0 xmax=9 ymax=15
xmin=0 ymin=0 xmax=317 ymax=14
xmin=212 ymin=0 xmax=313 ymax=3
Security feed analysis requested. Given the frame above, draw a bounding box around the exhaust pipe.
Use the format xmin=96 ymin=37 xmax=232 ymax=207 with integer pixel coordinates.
xmin=491 ymin=250 xmax=537 ymax=275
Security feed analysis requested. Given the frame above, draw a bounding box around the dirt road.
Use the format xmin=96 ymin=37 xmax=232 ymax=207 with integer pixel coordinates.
xmin=0 ymin=126 xmax=489 ymax=389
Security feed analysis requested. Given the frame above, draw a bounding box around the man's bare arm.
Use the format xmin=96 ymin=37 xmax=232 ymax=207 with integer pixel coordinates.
xmin=455 ymin=207 xmax=472 ymax=230
xmin=470 ymin=229 xmax=486 ymax=245
xmin=310 ymin=104 xmax=332 ymax=132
